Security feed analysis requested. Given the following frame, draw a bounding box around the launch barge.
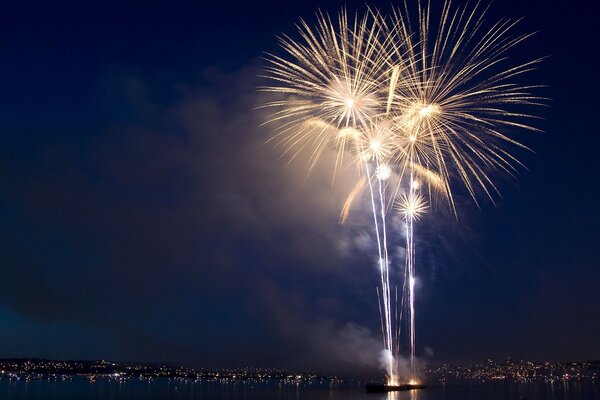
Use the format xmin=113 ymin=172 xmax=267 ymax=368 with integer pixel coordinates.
xmin=365 ymin=383 xmax=426 ymax=393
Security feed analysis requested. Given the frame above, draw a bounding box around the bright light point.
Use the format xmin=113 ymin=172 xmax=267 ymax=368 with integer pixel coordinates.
xmin=408 ymin=379 xmax=419 ymax=385
xmin=370 ymin=139 xmax=381 ymax=152
xmin=376 ymin=164 xmax=392 ymax=180
xmin=402 ymin=102 xmax=442 ymax=129
xmin=323 ymin=79 xmax=377 ymax=123
xmin=409 ymin=134 xmax=417 ymax=142
xmin=418 ymin=103 xmax=441 ymax=117
xmin=411 ymin=180 xmax=420 ymax=190
xmin=358 ymin=151 xmax=371 ymax=161
xmin=409 ymin=277 xmax=415 ymax=288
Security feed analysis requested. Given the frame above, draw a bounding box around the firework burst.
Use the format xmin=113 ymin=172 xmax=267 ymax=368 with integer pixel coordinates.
xmin=262 ymin=0 xmax=544 ymax=386
xmin=260 ymin=8 xmax=392 ymax=171
xmin=386 ymin=0 xmax=546 ymax=209
xmin=396 ymin=192 xmax=428 ymax=221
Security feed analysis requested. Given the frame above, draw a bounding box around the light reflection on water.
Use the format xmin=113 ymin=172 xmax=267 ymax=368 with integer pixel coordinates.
xmin=1 ymin=379 xmax=598 ymax=400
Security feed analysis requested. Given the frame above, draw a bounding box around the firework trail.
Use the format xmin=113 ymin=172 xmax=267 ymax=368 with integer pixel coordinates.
xmin=262 ymin=0 xmax=543 ymax=385
xmin=260 ymin=9 xmax=400 ymax=381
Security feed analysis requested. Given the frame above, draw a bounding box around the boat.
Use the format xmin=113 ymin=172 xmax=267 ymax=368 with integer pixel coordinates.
xmin=365 ymin=382 xmax=426 ymax=393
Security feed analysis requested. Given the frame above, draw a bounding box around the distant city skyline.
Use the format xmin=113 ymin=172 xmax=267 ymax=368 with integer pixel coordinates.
xmin=0 ymin=357 xmax=598 ymax=383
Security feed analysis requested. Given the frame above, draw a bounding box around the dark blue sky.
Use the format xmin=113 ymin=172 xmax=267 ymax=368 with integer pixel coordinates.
xmin=0 ymin=0 xmax=598 ymax=371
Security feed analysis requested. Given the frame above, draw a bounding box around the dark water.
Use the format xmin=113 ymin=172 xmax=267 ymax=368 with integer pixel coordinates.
xmin=2 ymin=379 xmax=599 ymax=400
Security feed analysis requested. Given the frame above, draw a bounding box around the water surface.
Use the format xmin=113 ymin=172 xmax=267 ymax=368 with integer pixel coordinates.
xmin=2 ymin=378 xmax=598 ymax=400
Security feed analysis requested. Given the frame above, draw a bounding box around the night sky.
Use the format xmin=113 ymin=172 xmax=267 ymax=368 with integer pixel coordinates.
xmin=1 ymin=0 xmax=599 ymax=372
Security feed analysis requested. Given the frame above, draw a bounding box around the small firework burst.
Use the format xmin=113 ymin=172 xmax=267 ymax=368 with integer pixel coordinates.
xmin=396 ymin=192 xmax=429 ymax=221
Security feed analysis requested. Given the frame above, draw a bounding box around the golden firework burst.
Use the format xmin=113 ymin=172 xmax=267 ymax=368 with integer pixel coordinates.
xmin=396 ymin=192 xmax=429 ymax=221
